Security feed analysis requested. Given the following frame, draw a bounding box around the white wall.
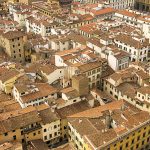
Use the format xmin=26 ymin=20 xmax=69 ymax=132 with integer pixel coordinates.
xmin=42 ymin=68 xmax=64 ymax=84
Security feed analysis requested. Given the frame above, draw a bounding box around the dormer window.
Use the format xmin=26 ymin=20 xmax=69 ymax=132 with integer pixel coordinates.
xmin=21 ymin=92 xmax=25 ymax=96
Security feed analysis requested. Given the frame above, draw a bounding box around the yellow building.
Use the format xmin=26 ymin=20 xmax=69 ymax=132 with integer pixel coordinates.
xmin=56 ymin=100 xmax=91 ymax=143
xmin=0 ymin=68 xmax=23 ymax=94
xmin=24 ymin=42 xmax=32 ymax=62
xmin=70 ymin=61 xmax=102 ymax=89
xmin=67 ymin=100 xmax=150 ymax=150
xmin=0 ymin=104 xmax=61 ymax=147
xmin=0 ymin=31 xmax=27 ymax=63
xmin=0 ymin=106 xmax=42 ymax=144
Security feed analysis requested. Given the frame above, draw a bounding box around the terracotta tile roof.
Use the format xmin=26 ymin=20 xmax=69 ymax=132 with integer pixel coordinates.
xmin=0 ymin=107 xmax=41 ymax=134
xmin=1 ymin=31 xmax=25 ymax=40
xmin=68 ymin=33 xmax=88 ymax=45
xmin=61 ymin=87 xmax=79 ymax=99
xmin=60 ymin=87 xmax=75 ymax=93
xmin=56 ymin=100 xmax=90 ymax=119
xmin=117 ymin=82 xmax=139 ymax=98
xmin=135 ymin=70 xmax=149 ymax=80
xmin=54 ymin=143 xmax=75 ymax=150
xmin=27 ymin=139 xmax=49 ymax=150
xmin=137 ymin=86 xmax=150 ymax=95
xmin=68 ymin=100 xmax=150 ymax=149
xmin=116 ymin=10 xmax=137 ymax=18
xmin=0 ymin=104 xmax=58 ymax=134
xmin=108 ymin=67 xmax=136 ymax=82
xmin=69 ymin=100 xmax=124 ymax=118
xmin=85 ymin=129 xmax=117 ymax=148
xmin=0 ymin=69 xmax=20 ymax=83
xmin=0 ymin=142 xmax=22 ymax=150
xmin=39 ymin=65 xmax=56 ymax=75
xmin=55 ymin=48 xmax=80 ymax=56
xmin=21 ymin=83 xmax=57 ymax=103
xmin=69 ymin=118 xmax=98 ymax=136
xmin=115 ymin=34 xmax=149 ymax=49
xmin=36 ymin=104 xmax=59 ymax=124
xmin=113 ymin=50 xmax=130 ymax=59
xmin=91 ymin=7 xmax=116 ymax=16
xmin=78 ymin=61 xmax=102 ymax=73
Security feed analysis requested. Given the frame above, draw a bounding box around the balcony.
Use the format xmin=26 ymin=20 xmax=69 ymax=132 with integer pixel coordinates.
xmin=23 ymin=124 xmax=42 ymax=134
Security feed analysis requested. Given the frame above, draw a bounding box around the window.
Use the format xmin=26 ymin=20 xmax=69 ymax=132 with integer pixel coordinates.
xmin=131 ymin=139 xmax=134 ymax=144
xmin=44 ymin=136 xmax=47 ymax=140
xmin=33 ymin=133 xmax=36 ymax=136
xmin=75 ymin=144 xmax=78 ymax=149
xmin=115 ymin=95 xmax=118 ymax=99
xmin=22 ymin=139 xmax=25 ymax=143
xmin=134 ymin=51 xmax=136 ymax=55
xmin=126 ymin=142 xmax=128 ymax=147
xmin=49 ymin=134 xmax=52 ymax=138
xmin=136 ymin=144 xmax=139 ymax=148
xmin=130 ymin=147 xmax=133 ymax=150
xmin=18 ymin=44 xmax=20 ymax=46
xmin=4 ymin=133 xmax=8 ymax=136
xmin=64 ymin=134 xmax=67 ymax=138
xmin=21 ymin=131 xmax=23 ymax=135
xmin=13 ymin=135 xmax=16 ymax=140
xmin=13 ymin=45 xmax=15 ymax=48
xmin=38 ymin=131 xmax=40 ymax=134
xmin=80 ymin=142 xmax=83 ymax=147
xmin=12 ymin=130 xmax=15 ymax=132
xmin=142 ymin=140 xmax=144 ymax=145
xmin=119 ymin=146 xmax=122 ymax=150
xmin=54 ymin=125 xmax=57 ymax=129
xmin=44 ymin=129 xmax=47 ymax=132
xmin=73 ymin=100 xmax=76 ymax=103
xmin=138 ymin=130 xmax=141 ymax=133
xmin=97 ymin=68 xmax=100 ymax=72
xmin=54 ymin=132 xmax=57 ymax=136
xmin=92 ymin=70 xmax=96 ymax=74
xmin=110 ymin=91 xmax=113 ymax=95
xmin=137 ymin=135 xmax=140 ymax=141
xmin=143 ymin=132 xmax=146 ymax=137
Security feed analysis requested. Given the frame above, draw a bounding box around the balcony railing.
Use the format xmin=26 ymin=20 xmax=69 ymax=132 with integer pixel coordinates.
xmin=23 ymin=124 xmax=42 ymax=134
